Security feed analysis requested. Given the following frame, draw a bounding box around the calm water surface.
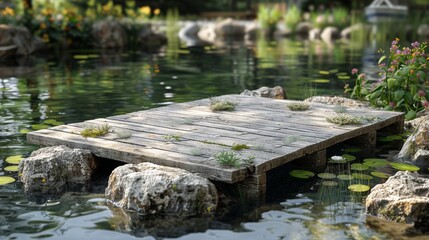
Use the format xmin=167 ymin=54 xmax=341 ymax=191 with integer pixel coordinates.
xmin=0 ymin=39 xmax=419 ymax=239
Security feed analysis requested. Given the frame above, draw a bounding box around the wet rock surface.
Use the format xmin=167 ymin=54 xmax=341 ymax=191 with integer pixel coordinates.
xmin=18 ymin=145 xmax=97 ymax=201
xmin=397 ymin=117 xmax=429 ymax=171
xmin=105 ymin=162 xmax=218 ymax=217
xmin=365 ymin=171 xmax=429 ymax=230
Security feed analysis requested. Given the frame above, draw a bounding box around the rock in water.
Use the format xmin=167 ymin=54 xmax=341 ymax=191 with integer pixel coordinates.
xmin=397 ymin=117 xmax=429 ymax=171
xmin=0 ymin=24 xmax=37 ymax=58
xmin=241 ymin=86 xmax=286 ymax=99
xmin=365 ymin=171 xmax=429 ymax=230
xmin=92 ymin=19 xmax=127 ymax=48
xmin=106 ymin=162 xmax=218 ymax=216
xmin=19 ymin=145 xmax=97 ymax=199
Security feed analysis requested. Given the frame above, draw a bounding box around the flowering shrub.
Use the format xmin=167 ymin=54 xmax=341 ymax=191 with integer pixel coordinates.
xmin=346 ymin=39 xmax=429 ymax=120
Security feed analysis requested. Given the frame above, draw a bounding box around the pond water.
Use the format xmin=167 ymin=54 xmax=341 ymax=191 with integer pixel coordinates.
xmin=0 ymin=39 xmax=425 ymax=239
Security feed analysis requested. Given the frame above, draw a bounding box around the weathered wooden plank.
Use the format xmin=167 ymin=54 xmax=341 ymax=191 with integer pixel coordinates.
xmin=26 ymin=127 xmax=248 ymax=183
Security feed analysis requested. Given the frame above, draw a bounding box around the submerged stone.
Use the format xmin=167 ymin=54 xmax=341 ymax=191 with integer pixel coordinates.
xmin=105 ymin=162 xmax=218 ymax=217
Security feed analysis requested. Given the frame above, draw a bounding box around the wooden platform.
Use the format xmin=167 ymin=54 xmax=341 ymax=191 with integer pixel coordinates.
xmin=27 ymin=95 xmax=404 ymax=202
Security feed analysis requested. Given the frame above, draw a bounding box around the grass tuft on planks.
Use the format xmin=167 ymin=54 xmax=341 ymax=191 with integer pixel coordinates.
xmin=231 ymin=144 xmax=250 ymax=151
xmin=163 ymin=134 xmax=182 ymax=141
xmin=215 ymin=151 xmax=255 ymax=168
xmin=209 ymin=98 xmax=237 ymax=111
xmin=286 ymin=101 xmax=310 ymax=111
xmin=80 ymin=123 xmax=110 ymax=138
xmin=326 ymin=113 xmax=361 ymax=126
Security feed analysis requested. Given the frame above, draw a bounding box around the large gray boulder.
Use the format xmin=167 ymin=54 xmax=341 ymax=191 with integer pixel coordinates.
xmin=295 ymin=22 xmax=312 ymax=36
xmin=365 ymin=171 xmax=429 ymax=230
xmin=92 ymin=19 xmax=127 ymax=48
xmin=397 ymin=117 xmax=429 ymax=171
xmin=0 ymin=24 xmax=37 ymax=58
xmin=18 ymin=145 xmax=97 ymax=197
xmin=178 ymin=22 xmax=203 ymax=46
xmin=106 ymin=162 xmax=218 ymax=216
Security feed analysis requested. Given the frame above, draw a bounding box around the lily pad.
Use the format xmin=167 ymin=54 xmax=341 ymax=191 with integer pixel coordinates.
xmin=348 ymin=184 xmax=370 ymax=192
xmin=351 ymin=163 xmax=369 ymax=171
xmin=4 ymin=165 xmax=19 ymax=172
xmin=319 ymin=70 xmax=330 ymax=75
xmin=317 ymin=173 xmax=336 ymax=179
xmin=389 ymin=162 xmax=420 ymax=171
xmin=311 ymin=79 xmax=330 ymax=83
xmin=73 ymin=55 xmax=89 ymax=60
xmin=0 ymin=176 xmax=16 ymax=185
xmin=351 ymin=173 xmax=373 ymax=180
xmin=371 ymin=171 xmax=390 ymax=179
xmin=378 ymin=135 xmax=403 ymax=142
xmin=337 ymin=174 xmax=354 ymax=180
xmin=290 ymin=170 xmax=315 ymax=179
xmin=19 ymin=128 xmax=32 ymax=134
xmin=5 ymin=155 xmax=23 ymax=164
xmin=336 ymin=72 xmax=348 ymax=76
xmin=344 ymin=147 xmax=362 ymax=153
xmin=322 ymin=181 xmax=339 ymax=187
xmin=363 ymin=158 xmax=388 ymax=167
xmin=342 ymin=154 xmax=356 ymax=162
xmin=338 ymin=75 xmax=351 ymax=80
xmin=32 ymin=124 xmax=49 ymax=130
xmin=43 ymin=119 xmax=64 ymax=126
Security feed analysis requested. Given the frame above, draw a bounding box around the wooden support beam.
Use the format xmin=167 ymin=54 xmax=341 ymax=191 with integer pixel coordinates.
xmin=236 ymin=173 xmax=266 ymax=205
xmin=347 ymin=131 xmax=377 ymax=149
xmin=293 ymin=149 xmax=327 ymax=172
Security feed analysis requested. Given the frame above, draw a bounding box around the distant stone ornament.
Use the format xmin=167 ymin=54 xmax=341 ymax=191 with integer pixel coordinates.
xmin=240 ymin=86 xmax=286 ymax=99
xmin=106 ymin=162 xmax=218 ymax=216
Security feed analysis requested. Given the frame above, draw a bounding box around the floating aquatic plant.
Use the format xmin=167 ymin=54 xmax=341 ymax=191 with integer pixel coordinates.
xmin=317 ymin=173 xmax=336 ymax=179
xmin=371 ymin=171 xmax=390 ymax=179
xmin=378 ymin=135 xmax=404 ymax=142
xmin=0 ymin=176 xmax=15 ymax=185
xmin=209 ymin=98 xmax=237 ymax=111
xmin=342 ymin=154 xmax=356 ymax=162
xmin=351 ymin=173 xmax=373 ymax=180
xmin=322 ymin=181 xmax=339 ymax=187
xmin=326 ymin=113 xmax=362 ymax=126
xmin=19 ymin=128 xmax=32 ymax=134
xmin=5 ymin=155 xmax=23 ymax=164
xmin=114 ymin=129 xmax=132 ymax=139
xmin=163 ymin=134 xmax=182 ymax=141
xmin=80 ymin=123 xmax=111 ymax=138
xmin=363 ymin=158 xmax=388 ymax=167
xmin=286 ymin=101 xmax=310 ymax=111
xmin=43 ymin=119 xmax=64 ymax=126
xmin=31 ymin=124 xmax=49 ymax=130
xmin=4 ymin=165 xmax=18 ymax=172
xmin=348 ymin=184 xmax=370 ymax=192
xmin=289 ymin=170 xmax=315 ymax=179
xmin=389 ymin=162 xmax=420 ymax=171
xmin=351 ymin=163 xmax=369 ymax=171
xmin=231 ymin=144 xmax=250 ymax=151
xmin=337 ymin=174 xmax=354 ymax=181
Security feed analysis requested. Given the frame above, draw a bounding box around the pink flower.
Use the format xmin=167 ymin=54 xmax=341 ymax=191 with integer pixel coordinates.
xmin=418 ymin=90 xmax=426 ymax=97
xmin=351 ymin=68 xmax=358 ymax=74
xmin=358 ymin=73 xmax=366 ymax=79
xmin=379 ymin=63 xmax=386 ymax=68
xmin=411 ymin=41 xmax=420 ymax=48
xmin=389 ymin=102 xmax=396 ymax=108
xmin=423 ymin=100 xmax=429 ymax=108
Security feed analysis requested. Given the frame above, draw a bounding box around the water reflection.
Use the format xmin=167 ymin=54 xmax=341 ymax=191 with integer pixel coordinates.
xmin=1 ymin=38 xmax=425 ymax=239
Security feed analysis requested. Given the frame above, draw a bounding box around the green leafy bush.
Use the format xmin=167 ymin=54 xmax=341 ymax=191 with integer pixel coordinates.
xmin=284 ymin=5 xmax=301 ymax=30
xmin=345 ymin=39 xmax=428 ymax=120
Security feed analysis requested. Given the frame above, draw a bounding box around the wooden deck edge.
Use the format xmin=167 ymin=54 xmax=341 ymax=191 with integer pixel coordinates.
xmin=26 ymin=130 xmax=248 ymax=184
